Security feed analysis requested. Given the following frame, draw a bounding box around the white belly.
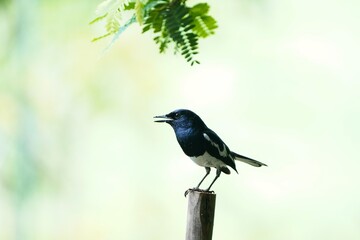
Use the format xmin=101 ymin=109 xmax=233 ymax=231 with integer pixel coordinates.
xmin=190 ymin=152 xmax=228 ymax=169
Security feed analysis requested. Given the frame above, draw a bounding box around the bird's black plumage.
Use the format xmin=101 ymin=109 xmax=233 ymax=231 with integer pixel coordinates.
xmin=154 ymin=109 xmax=267 ymax=193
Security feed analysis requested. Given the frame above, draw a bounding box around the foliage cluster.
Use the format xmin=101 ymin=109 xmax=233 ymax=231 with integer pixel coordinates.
xmin=90 ymin=0 xmax=217 ymax=65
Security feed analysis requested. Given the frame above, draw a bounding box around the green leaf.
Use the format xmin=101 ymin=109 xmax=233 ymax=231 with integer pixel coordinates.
xmin=91 ymin=32 xmax=112 ymax=42
xmin=124 ymin=2 xmax=135 ymax=10
xmin=105 ymin=10 xmax=121 ymax=34
xmin=135 ymin=0 xmax=145 ymax=25
xmin=142 ymin=24 xmax=151 ymax=33
xmin=89 ymin=13 xmax=108 ymax=25
xmin=192 ymin=15 xmax=217 ymax=38
xmin=190 ymin=3 xmax=209 ymax=16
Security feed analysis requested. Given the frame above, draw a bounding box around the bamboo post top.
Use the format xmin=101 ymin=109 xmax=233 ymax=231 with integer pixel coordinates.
xmin=186 ymin=190 xmax=216 ymax=240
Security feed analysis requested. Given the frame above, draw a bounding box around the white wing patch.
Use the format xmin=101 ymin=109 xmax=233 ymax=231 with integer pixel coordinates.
xmin=203 ymin=133 xmax=228 ymax=157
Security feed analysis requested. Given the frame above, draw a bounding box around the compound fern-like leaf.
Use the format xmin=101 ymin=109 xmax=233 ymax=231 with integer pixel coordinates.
xmin=91 ymin=0 xmax=217 ymax=65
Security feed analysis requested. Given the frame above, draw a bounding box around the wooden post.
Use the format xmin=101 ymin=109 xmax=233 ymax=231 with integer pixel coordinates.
xmin=186 ymin=190 xmax=216 ymax=240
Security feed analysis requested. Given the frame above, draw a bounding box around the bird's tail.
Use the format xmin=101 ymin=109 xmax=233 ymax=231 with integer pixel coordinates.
xmin=231 ymin=152 xmax=267 ymax=167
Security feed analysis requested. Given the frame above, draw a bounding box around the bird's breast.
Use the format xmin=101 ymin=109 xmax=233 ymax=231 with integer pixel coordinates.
xmin=179 ymin=139 xmax=204 ymax=156
xmin=175 ymin=129 xmax=205 ymax=157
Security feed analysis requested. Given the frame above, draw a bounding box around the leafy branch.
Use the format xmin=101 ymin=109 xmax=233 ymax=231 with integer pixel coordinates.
xmin=90 ymin=0 xmax=217 ymax=65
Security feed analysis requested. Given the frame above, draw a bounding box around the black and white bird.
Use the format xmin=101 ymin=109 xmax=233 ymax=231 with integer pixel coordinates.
xmin=154 ymin=109 xmax=267 ymax=194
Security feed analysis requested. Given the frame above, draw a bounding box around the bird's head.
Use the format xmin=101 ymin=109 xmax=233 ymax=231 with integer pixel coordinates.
xmin=154 ymin=109 xmax=206 ymax=129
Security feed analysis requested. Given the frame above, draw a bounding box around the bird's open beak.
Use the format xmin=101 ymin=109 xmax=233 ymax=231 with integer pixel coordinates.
xmin=154 ymin=115 xmax=173 ymax=123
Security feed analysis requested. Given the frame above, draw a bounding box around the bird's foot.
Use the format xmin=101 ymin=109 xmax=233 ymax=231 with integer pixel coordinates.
xmin=184 ymin=188 xmax=215 ymax=197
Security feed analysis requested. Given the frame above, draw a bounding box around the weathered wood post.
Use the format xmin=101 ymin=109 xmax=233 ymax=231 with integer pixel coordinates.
xmin=186 ymin=190 xmax=216 ymax=240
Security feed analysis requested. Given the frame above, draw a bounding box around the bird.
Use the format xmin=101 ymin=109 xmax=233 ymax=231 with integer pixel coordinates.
xmin=154 ymin=109 xmax=267 ymax=195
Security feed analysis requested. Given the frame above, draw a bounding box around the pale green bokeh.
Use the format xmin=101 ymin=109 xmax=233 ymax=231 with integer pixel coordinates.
xmin=1 ymin=0 xmax=359 ymax=239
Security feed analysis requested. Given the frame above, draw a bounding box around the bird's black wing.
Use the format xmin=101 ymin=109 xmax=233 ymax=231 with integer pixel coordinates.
xmin=202 ymin=128 xmax=238 ymax=172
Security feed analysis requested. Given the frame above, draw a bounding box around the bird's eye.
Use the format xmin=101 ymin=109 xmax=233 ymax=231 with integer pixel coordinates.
xmin=174 ymin=112 xmax=180 ymax=119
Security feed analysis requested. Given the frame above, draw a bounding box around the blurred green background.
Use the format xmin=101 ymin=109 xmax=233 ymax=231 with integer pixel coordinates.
xmin=1 ymin=0 xmax=360 ymax=239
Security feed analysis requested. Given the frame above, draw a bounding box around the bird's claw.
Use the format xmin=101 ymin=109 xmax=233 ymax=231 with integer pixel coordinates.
xmin=184 ymin=188 xmax=215 ymax=197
